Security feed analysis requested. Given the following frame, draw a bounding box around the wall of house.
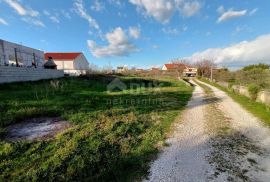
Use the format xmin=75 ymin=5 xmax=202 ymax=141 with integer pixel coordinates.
xmin=54 ymin=60 xmax=74 ymax=70
xmin=0 ymin=66 xmax=64 ymax=84
xmin=74 ymin=54 xmax=89 ymax=70
xmin=0 ymin=39 xmax=44 ymax=67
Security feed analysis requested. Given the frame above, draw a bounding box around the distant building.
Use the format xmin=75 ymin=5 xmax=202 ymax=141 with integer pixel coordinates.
xmin=162 ymin=63 xmax=187 ymax=72
xmin=0 ymin=39 xmax=44 ymax=67
xmin=162 ymin=63 xmax=197 ymax=77
xmin=116 ymin=66 xmax=128 ymax=73
xmin=151 ymin=67 xmax=160 ymax=72
xmin=183 ymin=67 xmax=197 ymax=77
xmin=44 ymin=52 xmax=89 ymax=75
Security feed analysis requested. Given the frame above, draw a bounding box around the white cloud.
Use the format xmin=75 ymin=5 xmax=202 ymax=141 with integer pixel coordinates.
xmin=180 ymin=1 xmax=201 ymax=17
xmin=217 ymin=5 xmax=225 ymax=14
xmin=0 ymin=18 xmax=8 ymax=25
xmin=129 ymin=27 xmax=141 ymax=39
xmin=87 ymin=27 xmax=138 ymax=58
xmin=217 ymin=9 xmax=247 ymax=23
xmin=108 ymin=0 xmax=123 ymax=8
xmin=22 ymin=17 xmax=45 ymax=27
xmin=50 ymin=16 xmax=60 ymax=23
xmin=129 ymin=0 xmax=201 ymax=23
xmin=43 ymin=10 xmax=60 ymax=23
xmin=3 ymin=0 xmax=39 ymax=17
xmin=249 ymin=8 xmax=258 ymax=16
xmin=186 ymin=34 xmax=270 ymax=67
xmin=74 ymin=0 xmax=99 ymax=30
xmin=129 ymin=0 xmax=175 ymax=23
xmin=91 ymin=0 xmax=105 ymax=12
xmin=162 ymin=27 xmax=179 ymax=35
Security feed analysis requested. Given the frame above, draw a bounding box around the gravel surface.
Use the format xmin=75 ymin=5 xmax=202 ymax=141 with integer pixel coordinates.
xmin=197 ymin=80 xmax=270 ymax=182
xmin=145 ymin=80 xmax=213 ymax=182
xmin=145 ymin=79 xmax=270 ymax=182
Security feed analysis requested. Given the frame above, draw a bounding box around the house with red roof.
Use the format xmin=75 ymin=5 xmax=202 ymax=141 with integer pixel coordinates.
xmin=44 ymin=52 xmax=89 ymax=75
xmin=162 ymin=63 xmax=188 ymax=71
xmin=162 ymin=63 xmax=197 ymax=77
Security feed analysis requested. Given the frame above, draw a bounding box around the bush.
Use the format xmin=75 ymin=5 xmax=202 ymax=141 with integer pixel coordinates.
xmin=248 ymin=84 xmax=260 ymax=100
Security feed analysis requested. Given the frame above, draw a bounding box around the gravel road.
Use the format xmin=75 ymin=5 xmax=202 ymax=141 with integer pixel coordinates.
xmin=145 ymin=79 xmax=270 ymax=182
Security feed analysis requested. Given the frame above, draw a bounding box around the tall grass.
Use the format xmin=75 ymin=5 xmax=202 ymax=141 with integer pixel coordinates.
xmin=0 ymin=75 xmax=192 ymax=181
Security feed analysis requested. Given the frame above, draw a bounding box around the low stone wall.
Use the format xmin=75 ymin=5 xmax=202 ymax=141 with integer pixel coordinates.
xmin=0 ymin=66 xmax=64 ymax=84
xmin=216 ymin=81 xmax=270 ymax=106
xmin=257 ymin=91 xmax=270 ymax=106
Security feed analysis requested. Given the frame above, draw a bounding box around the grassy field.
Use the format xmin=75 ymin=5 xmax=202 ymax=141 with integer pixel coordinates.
xmin=0 ymin=75 xmax=192 ymax=181
xmin=199 ymin=78 xmax=270 ymax=126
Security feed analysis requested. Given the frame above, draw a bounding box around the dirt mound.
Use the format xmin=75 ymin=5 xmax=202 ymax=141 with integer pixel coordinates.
xmin=5 ymin=117 xmax=71 ymax=141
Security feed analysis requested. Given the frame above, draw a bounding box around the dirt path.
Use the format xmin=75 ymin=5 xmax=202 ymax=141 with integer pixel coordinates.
xmin=145 ymin=79 xmax=270 ymax=182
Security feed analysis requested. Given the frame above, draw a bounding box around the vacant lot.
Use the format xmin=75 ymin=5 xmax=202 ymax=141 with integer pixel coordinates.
xmin=0 ymin=75 xmax=192 ymax=181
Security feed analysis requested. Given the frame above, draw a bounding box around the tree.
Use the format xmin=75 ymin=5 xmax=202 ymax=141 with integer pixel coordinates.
xmin=195 ymin=60 xmax=216 ymax=77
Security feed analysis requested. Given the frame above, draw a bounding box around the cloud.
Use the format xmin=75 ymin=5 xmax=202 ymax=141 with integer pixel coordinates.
xmin=91 ymin=0 xmax=105 ymax=12
xmin=87 ymin=27 xmax=138 ymax=58
xmin=49 ymin=16 xmax=60 ymax=23
xmin=129 ymin=0 xmax=175 ymax=23
xmin=21 ymin=17 xmax=45 ymax=27
xmin=249 ymin=8 xmax=258 ymax=16
xmin=129 ymin=27 xmax=140 ymax=39
xmin=3 ymin=0 xmax=39 ymax=17
xmin=74 ymin=0 xmax=99 ymax=30
xmin=180 ymin=1 xmax=201 ymax=17
xmin=108 ymin=0 xmax=123 ymax=8
xmin=217 ymin=8 xmax=247 ymax=23
xmin=162 ymin=27 xmax=179 ymax=35
xmin=129 ymin=0 xmax=201 ymax=23
xmin=185 ymin=34 xmax=270 ymax=67
xmin=0 ymin=18 xmax=8 ymax=25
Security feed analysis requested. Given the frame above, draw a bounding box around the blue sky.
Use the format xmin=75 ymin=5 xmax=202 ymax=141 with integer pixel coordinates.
xmin=0 ymin=0 xmax=270 ymax=69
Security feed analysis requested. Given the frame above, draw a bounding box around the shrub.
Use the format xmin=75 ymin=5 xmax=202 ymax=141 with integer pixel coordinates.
xmin=248 ymin=84 xmax=260 ymax=100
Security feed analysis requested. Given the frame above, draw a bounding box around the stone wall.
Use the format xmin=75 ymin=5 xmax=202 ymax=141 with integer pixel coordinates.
xmin=216 ymin=81 xmax=270 ymax=106
xmin=0 ymin=66 xmax=64 ymax=84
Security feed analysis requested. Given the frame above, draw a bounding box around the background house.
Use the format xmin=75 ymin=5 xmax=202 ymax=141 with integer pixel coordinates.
xmin=116 ymin=66 xmax=128 ymax=73
xmin=162 ymin=63 xmax=187 ymax=72
xmin=0 ymin=39 xmax=44 ymax=67
xmin=44 ymin=52 xmax=89 ymax=75
xmin=183 ymin=67 xmax=197 ymax=77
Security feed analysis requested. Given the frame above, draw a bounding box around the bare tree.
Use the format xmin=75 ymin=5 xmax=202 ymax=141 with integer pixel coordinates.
xmin=196 ymin=60 xmax=216 ymax=78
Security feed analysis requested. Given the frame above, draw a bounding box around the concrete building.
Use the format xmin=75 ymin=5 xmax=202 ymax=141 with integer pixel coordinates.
xmin=0 ymin=39 xmax=44 ymax=67
xmin=183 ymin=67 xmax=197 ymax=77
xmin=44 ymin=52 xmax=89 ymax=75
xmin=116 ymin=66 xmax=128 ymax=73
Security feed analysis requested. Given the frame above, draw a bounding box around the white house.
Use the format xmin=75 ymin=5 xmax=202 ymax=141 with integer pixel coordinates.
xmin=0 ymin=39 xmax=44 ymax=67
xmin=44 ymin=52 xmax=89 ymax=75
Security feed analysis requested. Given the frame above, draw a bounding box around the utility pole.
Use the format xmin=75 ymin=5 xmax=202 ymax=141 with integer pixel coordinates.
xmin=14 ymin=48 xmax=19 ymax=67
xmin=33 ymin=53 xmax=36 ymax=68
xmin=210 ymin=65 xmax=213 ymax=81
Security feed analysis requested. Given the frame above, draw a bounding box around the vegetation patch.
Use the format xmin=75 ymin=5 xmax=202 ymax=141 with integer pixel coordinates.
xmin=0 ymin=75 xmax=192 ymax=181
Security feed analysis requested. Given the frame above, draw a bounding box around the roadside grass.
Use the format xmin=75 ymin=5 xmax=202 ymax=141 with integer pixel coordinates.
xmin=0 ymin=75 xmax=193 ymax=181
xmin=199 ymin=78 xmax=270 ymax=126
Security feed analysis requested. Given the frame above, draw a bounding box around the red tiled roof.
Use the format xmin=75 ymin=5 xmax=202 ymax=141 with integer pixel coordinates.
xmin=164 ymin=63 xmax=188 ymax=70
xmin=44 ymin=52 xmax=81 ymax=61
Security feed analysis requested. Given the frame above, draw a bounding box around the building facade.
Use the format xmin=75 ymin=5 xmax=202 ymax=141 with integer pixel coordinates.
xmin=44 ymin=52 xmax=89 ymax=75
xmin=0 ymin=39 xmax=44 ymax=67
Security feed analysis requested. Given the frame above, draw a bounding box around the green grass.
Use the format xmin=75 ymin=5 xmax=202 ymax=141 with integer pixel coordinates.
xmin=199 ymin=78 xmax=270 ymax=126
xmin=0 ymin=75 xmax=193 ymax=181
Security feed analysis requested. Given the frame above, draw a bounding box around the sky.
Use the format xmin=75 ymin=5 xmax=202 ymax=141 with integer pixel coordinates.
xmin=0 ymin=0 xmax=270 ymax=69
